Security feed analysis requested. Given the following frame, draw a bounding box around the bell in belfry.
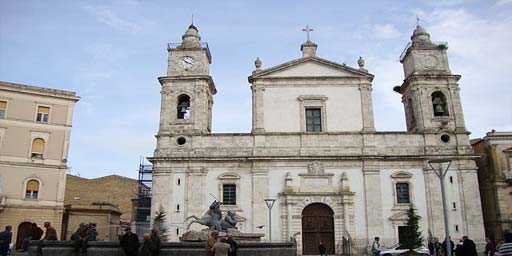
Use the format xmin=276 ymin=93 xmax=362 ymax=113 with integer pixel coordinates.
xmin=433 ymin=97 xmax=445 ymax=115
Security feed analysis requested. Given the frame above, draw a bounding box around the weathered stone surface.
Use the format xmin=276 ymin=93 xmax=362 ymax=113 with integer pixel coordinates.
xmin=28 ymin=240 xmax=296 ymax=256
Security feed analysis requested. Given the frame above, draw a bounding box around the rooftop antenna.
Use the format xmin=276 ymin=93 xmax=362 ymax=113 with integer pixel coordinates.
xmin=191 ymin=13 xmax=194 ymax=26
xmin=416 ymin=15 xmax=422 ymax=26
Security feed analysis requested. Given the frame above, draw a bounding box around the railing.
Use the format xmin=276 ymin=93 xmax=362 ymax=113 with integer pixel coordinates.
xmin=167 ymin=42 xmax=212 ymax=61
xmin=399 ymin=41 xmax=448 ymax=62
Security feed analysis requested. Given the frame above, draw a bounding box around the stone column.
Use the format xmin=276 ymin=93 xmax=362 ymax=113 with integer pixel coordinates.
xmin=159 ymin=85 xmax=173 ymax=134
xmin=458 ymin=161 xmax=485 ymax=243
xmin=359 ymin=82 xmax=375 ymax=132
xmin=251 ymin=166 xmax=269 ymax=234
xmin=362 ymin=161 xmax=383 ymax=242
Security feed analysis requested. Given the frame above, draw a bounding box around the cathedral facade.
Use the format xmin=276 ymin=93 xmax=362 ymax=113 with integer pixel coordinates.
xmin=149 ymin=24 xmax=485 ymax=255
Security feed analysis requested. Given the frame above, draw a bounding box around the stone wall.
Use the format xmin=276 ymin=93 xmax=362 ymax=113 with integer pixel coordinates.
xmin=65 ymin=174 xmax=137 ymax=223
xmin=28 ymin=240 xmax=297 ymax=256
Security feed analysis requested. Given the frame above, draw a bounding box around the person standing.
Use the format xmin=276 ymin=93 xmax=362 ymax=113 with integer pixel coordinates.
xmin=211 ymin=237 xmax=231 ymax=256
xmin=428 ymin=239 xmax=435 ymax=256
xmin=140 ymin=233 xmax=156 ymax=256
xmin=434 ymin=238 xmax=442 ymax=256
xmin=371 ymin=237 xmax=381 ymax=256
xmin=461 ymin=236 xmax=478 ymax=256
xmin=226 ymin=235 xmax=238 ymax=256
xmin=484 ymin=237 xmax=496 ymax=256
xmin=499 ymin=233 xmax=512 ymax=256
xmin=149 ymin=229 xmax=162 ymax=256
xmin=442 ymin=237 xmax=455 ymax=256
xmin=206 ymin=231 xmax=218 ymax=256
xmin=19 ymin=223 xmax=44 ymax=252
xmin=0 ymin=226 xmax=12 ymax=256
xmin=318 ymin=242 xmax=327 ymax=256
xmin=120 ymin=227 xmax=140 ymax=256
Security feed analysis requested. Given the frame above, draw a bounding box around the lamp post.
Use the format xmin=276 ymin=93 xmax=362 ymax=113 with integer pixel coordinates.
xmin=428 ymin=158 xmax=453 ymax=256
xmin=264 ymin=198 xmax=276 ymax=241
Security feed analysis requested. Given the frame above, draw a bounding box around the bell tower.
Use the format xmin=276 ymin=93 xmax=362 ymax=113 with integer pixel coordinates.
xmin=157 ymin=24 xmax=216 ymax=136
xmin=396 ymin=26 xmax=467 ymax=134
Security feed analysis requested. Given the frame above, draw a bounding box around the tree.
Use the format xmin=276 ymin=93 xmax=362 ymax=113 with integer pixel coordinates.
xmin=152 ymin=205 xmax=169 ymax=242
xmin=401 ymin=205 xmax=424 ymax=252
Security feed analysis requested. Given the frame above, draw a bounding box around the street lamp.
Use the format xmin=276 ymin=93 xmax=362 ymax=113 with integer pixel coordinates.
xmin=264 ymin=198 xmax=276 ymax=241
xmin=427 ymin=158 xmax=453 ymax=256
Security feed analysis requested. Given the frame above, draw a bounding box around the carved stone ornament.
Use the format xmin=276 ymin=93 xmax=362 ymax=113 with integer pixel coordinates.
xmin=307 ymin=161 xmax=325 ymax=175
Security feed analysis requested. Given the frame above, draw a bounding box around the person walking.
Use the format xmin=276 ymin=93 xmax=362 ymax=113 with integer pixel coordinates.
xmin=0 ymin=226 xmax=12 ymax=256
xmin=499 ymin=233 xmax=512 ymax=256
xmin=319 ymin=241 xmax=327 ymax=256
xmin=461 ymin=236 xmax=478 ymax=256
xmin=484 ymin=237 xmax=496 ymax=256
xmin=206 ymin=231 xmax=218 ymax=256
xmin=371 ymin=237 xmax=381 ymax=256
xmin=120 ymin=227 xmax=140 ymax=256
xmin=226 ymin=235 xmax=238 ymax=256
xmin=211 ymin=237 xmax=231 ymax=256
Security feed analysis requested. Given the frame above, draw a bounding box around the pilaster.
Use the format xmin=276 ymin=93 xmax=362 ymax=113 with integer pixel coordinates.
xmin=362 ymin=160 xmax=383 ymax=239
xmin=251 ymin=166 xmax=269 ymax=233
xmin=359 ymin=82 xmax=375 ymax=132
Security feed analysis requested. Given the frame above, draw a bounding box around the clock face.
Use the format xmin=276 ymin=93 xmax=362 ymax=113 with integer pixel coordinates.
xmin=421 ymin=55 xmax=438 ymax=68
xmin=178 ymin=56 xmax=195 ymax=70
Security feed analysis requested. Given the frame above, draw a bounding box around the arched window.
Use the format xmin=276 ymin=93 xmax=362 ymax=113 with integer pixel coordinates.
xmin=177 ymin=94 xmax=190 ymax=119
xmin=25 ymin=179 xmax=39 ymax=199
xmin=31 ymin=138 xmax=45 ymax=159
xmin=432 ymin=91 xmax=449 ymax=117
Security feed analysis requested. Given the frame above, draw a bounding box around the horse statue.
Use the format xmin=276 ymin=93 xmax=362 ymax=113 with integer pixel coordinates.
xmin=186 ymin=200 xmax=223 ymax=231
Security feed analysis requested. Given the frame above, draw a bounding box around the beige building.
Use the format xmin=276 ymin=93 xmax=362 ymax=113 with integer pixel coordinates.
xmin=472 ymin=131 xmax=512 ymax=242
xmin=0 ymin=81 xmax=79 ymax=247
xmin=150 ymin=24 xmax=485 ymax=255
xmin=64 ymin=174 xmax=138 ymax=223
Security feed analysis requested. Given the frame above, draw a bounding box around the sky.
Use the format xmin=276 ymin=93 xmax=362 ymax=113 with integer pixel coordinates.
xmin=1 ymin=0 xmax=511 ymax=179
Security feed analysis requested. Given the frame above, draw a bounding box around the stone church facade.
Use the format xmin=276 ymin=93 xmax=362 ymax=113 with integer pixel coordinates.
xmin=149 ymin=24 xmax=485 ymax=255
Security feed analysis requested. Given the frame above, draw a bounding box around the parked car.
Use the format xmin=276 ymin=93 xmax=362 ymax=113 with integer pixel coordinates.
xmin=380 ymin=244 xmax=431 ymax=256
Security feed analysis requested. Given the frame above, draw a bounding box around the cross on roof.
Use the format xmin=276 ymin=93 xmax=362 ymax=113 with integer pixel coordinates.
xmin=302 ymin=25 xmax=314 ymax=42
xmin=416 ymin=15 xmax=422 ymax=26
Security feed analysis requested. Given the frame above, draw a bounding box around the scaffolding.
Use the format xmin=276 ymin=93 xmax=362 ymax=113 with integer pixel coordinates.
xmin=132 ymin=161 xmax=152 ymax=235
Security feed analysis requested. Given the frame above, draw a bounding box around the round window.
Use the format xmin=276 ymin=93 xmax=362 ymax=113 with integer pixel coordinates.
xmin=440 ymin=134 xmax=451 ymax=143
xmin=176 ymin=137 xmax=187 ymax=145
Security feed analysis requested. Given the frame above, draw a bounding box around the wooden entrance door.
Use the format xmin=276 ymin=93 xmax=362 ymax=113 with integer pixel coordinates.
xmin=16 ymin=222 xmax=32 ymax=249
xmin=302 ymin=203 xmax=335 ymax=255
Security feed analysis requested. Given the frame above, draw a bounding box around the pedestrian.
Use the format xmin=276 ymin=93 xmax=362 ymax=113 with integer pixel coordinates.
xmin=120 ymin=227 xmax=140 ymax=256
xmin=455 ymin=239 xmax=463 ymax=256
xmin=211 ymin=237 xmax=231 ymax=256
xmin=442 ymin=237 xmax=455 ymax=256
xmin=371 ymin=237 xmax=380 ymax=256
xmin=461 ymin=236 xmax=478 ymax=256
xmin=434 ymin=238 xmax=442 ymax=256
xmin=140 ymin=233 xmax=157 ymax=256
xmin=319 ymin=241 xmax=327 ymax=256
xmin=226 ymin=235 xmax=238 ymax=256
xmin=205 ymin=231 xmax=218 ymax=256
xmin=428 ymin=239 xmax=435 ymax=256
xmin=484 ymin=237 xmax=496 ymax=256
xmin=150 ymin=229 xmax=162 ymax=256
xmin=499 ymin=232 xmax=512 ymax=256
xmin=18 ymin=222 xmax=44 ymax=252
xmin=0 ymin=226 xmax=12 ymax=256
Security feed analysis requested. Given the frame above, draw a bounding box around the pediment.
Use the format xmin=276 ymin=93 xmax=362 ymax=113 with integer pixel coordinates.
xmin=249 ymin=57 xmax=373 ymax=80
xmin=389 ymin=210 xmax=408 ymax=222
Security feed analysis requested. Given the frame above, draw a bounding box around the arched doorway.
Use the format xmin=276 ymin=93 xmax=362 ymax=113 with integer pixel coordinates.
xmin=16 ymin=222 xmax=32 ymax=249
xmin=302 ymin=203 xmax=335 ymax=255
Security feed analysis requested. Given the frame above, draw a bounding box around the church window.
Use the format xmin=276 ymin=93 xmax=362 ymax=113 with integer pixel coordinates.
xmin=449 ymin=176 xmax=453 ymax=183
xmin=396 ymin=182 xmax=410 ymax=204
xmin=223 ymin=184 xmax=236 ymax=205
xmin=455 ymin=224 xmax=459 ymax=232
xmin=177 ymin=94 xmax=190 ymax=119
xmin=305 ymin=108 xmax=322 ymax=132
xmin=176 ymin=204 xmax=180 ymax=211
xmin=177 ymin=178 xmax=181 ymax=185
xmin=0 ymin=101 xmax=7 ymax=119
xmin=31 ymin=138 xmax=45 ymax=159
xmin=452 ymin=202 xmax=456 ymax=210
xmin=431 ymin=91 xmax=448 ymax=117
xmin=25 ymin=179 xmax=39 ymax=199
xmin=36 ymin=106 xmax=50 ymax=123
xmin=408 ymin=98 xmax=415 ymax=126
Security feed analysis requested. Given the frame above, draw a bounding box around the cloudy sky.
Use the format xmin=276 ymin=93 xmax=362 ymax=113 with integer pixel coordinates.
xmin=1 ymin=0 xmax=511 ymax=179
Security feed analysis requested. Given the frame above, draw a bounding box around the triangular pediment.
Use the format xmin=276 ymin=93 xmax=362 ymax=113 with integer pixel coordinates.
xmin=250 ymin=57 xmax=373 ymax=80
xmin=389 ymin=210 xmax=408 ymax=222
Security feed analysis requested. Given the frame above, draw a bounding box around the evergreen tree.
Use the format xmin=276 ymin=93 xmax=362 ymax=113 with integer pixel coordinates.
xmin=152 ymin=205 xmax=169 ymax=242
xmin=401 ymin=205 xmax=424 ymax=251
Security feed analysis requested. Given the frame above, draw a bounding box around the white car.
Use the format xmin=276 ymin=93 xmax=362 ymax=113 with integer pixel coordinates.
xmin=380 ymin=244 xmax=431 ymax=256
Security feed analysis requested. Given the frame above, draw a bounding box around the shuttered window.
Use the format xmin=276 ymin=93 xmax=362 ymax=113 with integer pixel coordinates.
xmin=306 ymin=108 xmax=322 ymax=132
xmin=25 ymin=179 xmax=39 ymax=199
xmin=223 ymin=184 xmax=236 ymax=205
xmin=0 ymin=101 xmax=6 ymax=119
xmin=31 ymin=138 xmax=45 ymax=158
xmin=396 ymin=182 xmax=410 ymax=204
xmin=36 ymin=106 xmax=50 ymax=122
